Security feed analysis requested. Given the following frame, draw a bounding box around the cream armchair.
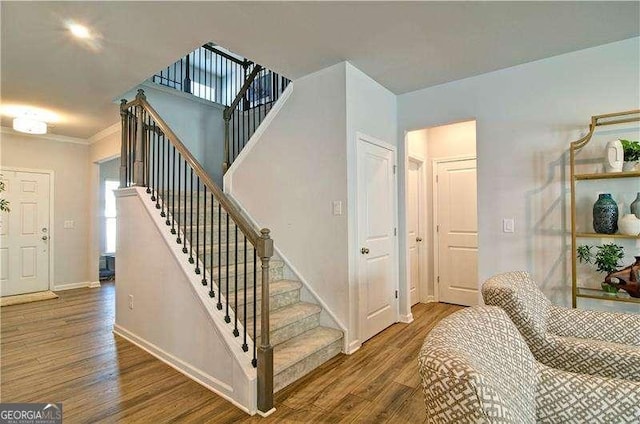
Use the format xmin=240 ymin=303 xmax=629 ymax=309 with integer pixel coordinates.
xmin=482 ymin=271 xmax=640 ymax=382
xmin=418 ymin=306 xmax=640 ymax=424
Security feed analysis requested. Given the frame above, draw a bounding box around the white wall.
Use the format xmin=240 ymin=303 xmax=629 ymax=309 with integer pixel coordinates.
xmin=398 ymin=37 xmax=640 ymax=308
xmin=0 ymin=130 xmax=92 ymax=287
xmin=344 ymin=63 xmax=399 ymax=342
xmin=114 ymin=187 xmax=256 ymax=413
xmin=229 ymin=62 xmax=399 ymax=349
xmin=229 ymin=63 xmax=351 ymax=341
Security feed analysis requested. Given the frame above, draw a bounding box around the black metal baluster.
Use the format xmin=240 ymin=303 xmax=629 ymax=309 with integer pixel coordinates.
xmin=171 ymin=146 xmax=176 ymax=234
xmin=195 ymin=177 xmax=201 ymax=273
xmin=242 ymin=236 xmax=248 ymax=352
xmin=150 ymin=121 xmax=156 ymax=201
xmin=188 ymin=169 xmax=194 ymax=264
xmin=216 ymin=202 xmax=221 ymax=303
xmin=201 ymin=185 xmax=207 ymax=286
xmin=154 ymin=125 xmax=160 ymax=209
xmin=145 ymin=112 xmax=151 ymax=193
xmin=159 ymin=134 xmax=165 ymax=214
xmin=252 ymin=247 xmax=257 ymax=368
xmin=209 ymin=194 xmax=215 ymax=298
xmin=233 ymin=224 xmax=239 ymax=337
xmin=182 ymin=161 xmax=188 ymax=254
xmin=225 ymin=211 xmax=230 ymax=323
xmin=176 ymin=156 xmax=182 ymax=244
xmin=160 ymin=134 xmax=166 ymax=219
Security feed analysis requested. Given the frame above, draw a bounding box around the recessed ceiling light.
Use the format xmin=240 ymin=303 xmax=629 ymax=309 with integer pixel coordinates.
xmin=67 ymin=22 xmax=92 ymax=39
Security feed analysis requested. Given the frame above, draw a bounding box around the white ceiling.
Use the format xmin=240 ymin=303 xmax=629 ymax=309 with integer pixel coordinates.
xmin=1 ymin=1 xmax=638 ymax=139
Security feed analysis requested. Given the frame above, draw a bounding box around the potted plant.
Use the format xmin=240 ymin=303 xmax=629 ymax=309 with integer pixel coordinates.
xmin=576 ymin=243 xmax=625 ymax=294
xmin=620 ymin=139 xmax=640 ymax=171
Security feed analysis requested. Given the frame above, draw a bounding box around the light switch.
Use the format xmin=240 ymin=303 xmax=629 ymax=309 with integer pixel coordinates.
xmin=503 ymin=218 xmax=515 ymax=233
xmin=332 ymin=201 xmax=343 ymax=216
xmin=64 ymin=220 xmax=75 ymax=229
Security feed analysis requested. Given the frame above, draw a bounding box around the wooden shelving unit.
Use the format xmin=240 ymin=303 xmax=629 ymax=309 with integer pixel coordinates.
xmin=569 ymin=109 xmax=640 ymax=308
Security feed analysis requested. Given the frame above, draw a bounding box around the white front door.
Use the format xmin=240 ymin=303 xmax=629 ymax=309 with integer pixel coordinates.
xmin=357 ymin=136 xmax=397 ymax=342
xmin=435 ymin=158 xmax=478 ymax=306
xmin=0 ymin=170 xmax=51 ymax=297
xmin=407 ymin=158 xmax=424 ymax=306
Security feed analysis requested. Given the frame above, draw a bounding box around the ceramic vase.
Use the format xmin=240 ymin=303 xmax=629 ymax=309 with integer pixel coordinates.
xmin=593 ymin=193 xmax=618 ymax=234
xmin=604 ymin=139 xmax=624 ymax=173
xmin=631 ymin=192 xmax=640 ymax=219
xmin=619 ymin=214 xmax=640 ymax=236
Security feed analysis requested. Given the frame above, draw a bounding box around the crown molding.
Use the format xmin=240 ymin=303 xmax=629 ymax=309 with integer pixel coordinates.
xmin=0 ymin=126 xmax=90 ymax=145
xmin=88 ymin=122 xmax=120 ymax=145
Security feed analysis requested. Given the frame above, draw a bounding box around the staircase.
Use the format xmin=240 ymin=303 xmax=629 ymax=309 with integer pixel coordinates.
xmin=168 ymin=191 xmax=343 ymax=391
xmin=119 ymin=89 xmax=342 ymax=414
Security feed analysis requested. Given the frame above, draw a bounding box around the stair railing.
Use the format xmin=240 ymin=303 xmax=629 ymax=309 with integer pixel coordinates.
xmin=120 ymin=89 xmax=274 ymax=413
xmin=223 ymin=64 xmax=291 ymax=172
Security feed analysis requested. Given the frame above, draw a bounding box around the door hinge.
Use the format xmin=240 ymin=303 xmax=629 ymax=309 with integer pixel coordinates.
xmin=437 ymin=276 xmax=440 ymax=283
xmin=393 ymin=165 xmax=397 ymax=175
xmin=395 ymin=290 xmax=398 ymax=299
xmin=436 ymin=175 xmax=439 ymax=183
xmin=394 ymin=227 xmax=397 ymax=236
xmin=436 ymin=225 xmax=439 ymax=233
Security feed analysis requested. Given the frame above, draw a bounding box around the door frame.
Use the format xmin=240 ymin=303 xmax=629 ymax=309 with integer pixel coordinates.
xmin=405 ymin=155 xmax=427 ymax=305
xmin=0 ymin=166 xmax=55 ymax=293
xmin=431 ymin=155 xmax=476 ymax=302
xmin=355 ymin=132 xmax=400 ymax=343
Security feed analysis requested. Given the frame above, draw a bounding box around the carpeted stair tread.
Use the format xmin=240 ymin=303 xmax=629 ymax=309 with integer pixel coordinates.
xmin=273 ymin=326 xmax=343 ymax=374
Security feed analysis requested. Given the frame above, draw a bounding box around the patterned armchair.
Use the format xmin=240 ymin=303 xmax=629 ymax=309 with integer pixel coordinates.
xmin=482 ymin=271 xmax=640 ymax=382
xmin=418 ymin=306 xmax=640 ymax=424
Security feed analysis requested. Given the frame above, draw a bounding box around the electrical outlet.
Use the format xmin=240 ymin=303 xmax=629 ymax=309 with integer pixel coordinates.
xmin=128 ymin=295 xmax=134 ymax=310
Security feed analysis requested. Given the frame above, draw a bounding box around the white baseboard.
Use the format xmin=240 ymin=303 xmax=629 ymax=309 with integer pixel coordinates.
xmin=113 ymin=324 xmax=253 ymax=415
xmin=399 ymin=313 xmax=414 ymax=324
xmin=345 ymin=340 xmax=361 ymax=355
xmin=53 ymin=281 xmax=101 ymax=291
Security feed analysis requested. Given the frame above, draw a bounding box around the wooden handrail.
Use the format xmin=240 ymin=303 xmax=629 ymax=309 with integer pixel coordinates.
xmin=128 ymin=90 xmax=262 ymax=247
xmin=223 ymin=64 xmax=263 ymax=121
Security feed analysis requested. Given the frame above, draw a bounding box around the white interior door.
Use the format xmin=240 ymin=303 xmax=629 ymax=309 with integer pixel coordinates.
xmin=407 ymin=158 xmax=424 ymax=306
xmin=357 ymin=136 xmax=398 ymax=342
xmin=0 ymin=170 xmax=51 ymax=297
xmin=435 ymin=158 xmax=478 ymax=306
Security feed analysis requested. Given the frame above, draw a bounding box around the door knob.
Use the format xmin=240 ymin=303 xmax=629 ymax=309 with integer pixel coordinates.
xmin=360 ymin=247 xmax=370 ymax=255
xmin=416 ymin=237 xmax=423 ymax=242
xmin=42 ymin=235 xmax=48 ymax=241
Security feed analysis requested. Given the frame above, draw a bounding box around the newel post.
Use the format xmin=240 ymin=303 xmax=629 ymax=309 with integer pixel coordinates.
xmin=222 ymin=108 xmax=231 ymax=174
xmin=133 ymin=89 xmax=146 ymax=186
xmin=119 ymin=99 xmax=128 ymax=187
xmin=257 ymin=228 xmax=274 ymax=413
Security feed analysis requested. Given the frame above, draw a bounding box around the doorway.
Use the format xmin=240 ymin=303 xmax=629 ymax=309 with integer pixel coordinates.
xmin=0 ymin=168 xmax=53 ymax=297
xmin=98 ymin=158 xmax=120 ymax=281
xmin=405 ymin=120 xmax=477 ymax=307
xmin=356 ymin=133 xmax=399 ymax=342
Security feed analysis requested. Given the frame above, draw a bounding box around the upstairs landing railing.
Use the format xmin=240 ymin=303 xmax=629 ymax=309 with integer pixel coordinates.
xmin=120 ymin=89 xmax=274 ymax=413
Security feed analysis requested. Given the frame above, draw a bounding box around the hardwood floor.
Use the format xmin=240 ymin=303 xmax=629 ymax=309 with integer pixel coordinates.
xmin=1 ymin=283 xmax=461 ymax=423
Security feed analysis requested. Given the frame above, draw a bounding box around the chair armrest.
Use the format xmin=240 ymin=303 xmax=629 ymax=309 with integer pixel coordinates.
xmin=536 ymin=364 xmax=640 ymax=423
xmin=547 ymin=305 xmax=640 ymax=346
xmin=536 ymin=334 xmax=640 ymax=382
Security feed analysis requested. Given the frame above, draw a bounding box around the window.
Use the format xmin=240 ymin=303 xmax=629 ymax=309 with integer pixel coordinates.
xmin=104 ymin=180 xmax=119 ymax=253
xmin=190 ymin=81 xmax=216 ymax=102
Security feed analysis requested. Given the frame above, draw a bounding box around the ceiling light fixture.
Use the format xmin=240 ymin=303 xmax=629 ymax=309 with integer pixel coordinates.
xmin=13 ymin=117 xmax=47 ymax=135
xmin=67 ymin=22 xmax=92 ymax=39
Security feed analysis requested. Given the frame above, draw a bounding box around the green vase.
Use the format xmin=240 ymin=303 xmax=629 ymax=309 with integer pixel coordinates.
xmin=593 ymin=194 xmax=618 ymax=234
